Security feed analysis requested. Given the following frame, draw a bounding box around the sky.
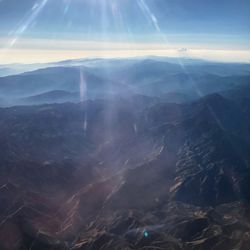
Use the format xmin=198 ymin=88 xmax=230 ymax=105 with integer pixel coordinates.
xmin=0 ymin=0 xmax=249 ymax=64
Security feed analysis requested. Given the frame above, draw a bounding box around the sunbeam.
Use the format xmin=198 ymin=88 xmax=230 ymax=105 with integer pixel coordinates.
xmin=0 ymin=1 xmax=250 ymax=250
xmin=0 ymin=0 xmax=49 ymax=63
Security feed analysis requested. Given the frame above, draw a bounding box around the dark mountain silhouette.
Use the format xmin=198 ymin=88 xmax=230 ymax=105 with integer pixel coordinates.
xmin=1 ymin=58 xmax=250 ymax=249
xmin=1 ymin=91 xmax=250 ymax=249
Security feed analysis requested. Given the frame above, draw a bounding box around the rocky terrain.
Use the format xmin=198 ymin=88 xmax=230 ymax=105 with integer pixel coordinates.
xmin=0 ymin=59 xmax=250 ymax=250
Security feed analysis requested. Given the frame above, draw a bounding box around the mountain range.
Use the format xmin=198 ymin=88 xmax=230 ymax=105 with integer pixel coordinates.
xmin=0 ymin=57 xmax=250 ymax=250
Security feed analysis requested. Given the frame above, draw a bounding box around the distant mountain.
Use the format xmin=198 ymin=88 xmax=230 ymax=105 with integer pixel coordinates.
xmin=1 ymin=58 xmax=250 ymax=107
xmin=160 ymin=92 xmax=193 ymax=103
xmin=222 ymin=83 xmax=250 ymax=101
xmin=16 ymin=90 xmax=79 ymax=105
xmin=1 ymin=57 xmax=250 ymax=77
xmin=0 ymin=66 xmax=19 ymax=77
xmin=0 ymin=66 xmax=133 ymax=104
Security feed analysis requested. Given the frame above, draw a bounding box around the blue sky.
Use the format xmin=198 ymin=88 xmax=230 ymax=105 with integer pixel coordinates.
xmin=0 ymin=0 xmax=249 ymax=63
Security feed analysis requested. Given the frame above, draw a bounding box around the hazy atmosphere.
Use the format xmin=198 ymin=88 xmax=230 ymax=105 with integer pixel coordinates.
xmin=0 ymin=0 xmax=249 ymax=63
xmin=1 ymin=1 xmax=250 ymax=250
